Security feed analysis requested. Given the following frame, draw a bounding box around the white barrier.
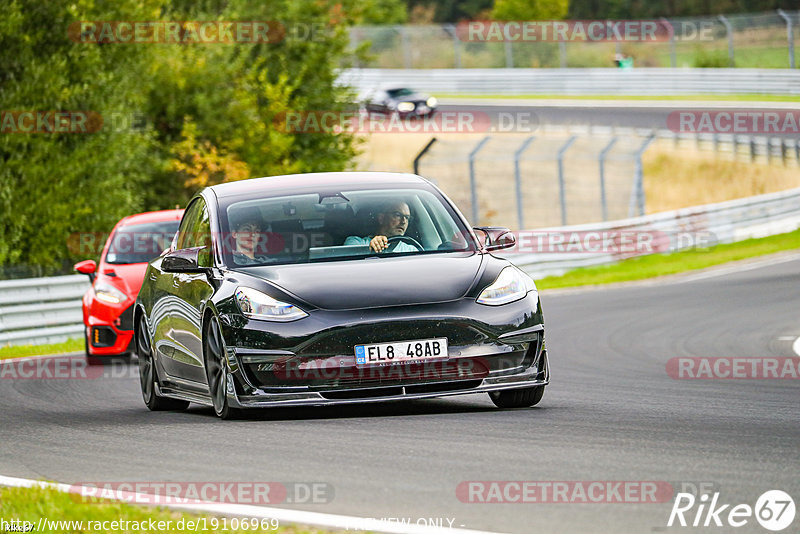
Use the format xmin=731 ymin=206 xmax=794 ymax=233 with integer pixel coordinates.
xmin=339 ymin=68 xmax=800 ymax=96
xmin=503 ymin=186 xmax=800 ymax=278
xmin=0 ymin=275 xmax=88 ymax=347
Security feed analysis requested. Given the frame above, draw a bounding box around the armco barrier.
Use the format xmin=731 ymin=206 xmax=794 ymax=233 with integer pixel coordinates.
xmin=0 ymin=275 xmax=88 ymax=347
xmin=504 ymin=186 xmax=800 ymax=278
xmin=339 ymin=68 xmax=800 ymax=95
xmin=2 ymin=187 xmax=800 ymax=346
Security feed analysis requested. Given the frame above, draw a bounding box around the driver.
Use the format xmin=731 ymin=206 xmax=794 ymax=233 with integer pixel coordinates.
xmin=344 ymin=201 xmax=419 ymax=253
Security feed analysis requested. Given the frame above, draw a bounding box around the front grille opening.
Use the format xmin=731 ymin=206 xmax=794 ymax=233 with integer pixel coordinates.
xmin=320 ymin=387 xmax=404 ymax=400
xmin=405 ymin=380 xmax=482 ymax=394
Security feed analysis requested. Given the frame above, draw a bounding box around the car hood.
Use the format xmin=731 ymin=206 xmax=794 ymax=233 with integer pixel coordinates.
xmin=236 ymin=252 xmax=484 ymax=310
xmin=99 ymin=262 xmax=149 ymax=298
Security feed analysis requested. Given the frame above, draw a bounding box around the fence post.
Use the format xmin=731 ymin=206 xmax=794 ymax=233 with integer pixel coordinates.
xmin=559 ymin=41 xmax=567 ymax=68
xmin=750 ymin=136 xmax=756 ymax=162
xmin=444 ymin=24 xmax=461 ymax=68
xmin=400 ymin=27 xmax=412 ymax=68
xmin=556 ymin=136 xmax=577 ymax=225
xmin=513 ymin=136 xmax=536 ymax=230
xmin=633 ymin=135 xmax=655 ymax=217
xmin=468 ymin=136 xmax=491 ymax=223
xmin=661 ymin=17 xmax=676 ymax=67
xmin=777 ymin=9 xmax=796 ymax=69
xmin=413 ymin=137 xmax=437 ymax=175
xmin=718 ymin=15 xmax=735 ymax=67
xmin=598 ymin=137 xmax=618 ymax=222
xmin=505 ymin=39 xmax=514 ymax=68
xmin=794 ymin=139 xmax=800 ymax=165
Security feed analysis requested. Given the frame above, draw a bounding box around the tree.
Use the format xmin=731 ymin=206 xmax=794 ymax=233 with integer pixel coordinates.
xmin=492 ymin=0 xmax=570 ymax=20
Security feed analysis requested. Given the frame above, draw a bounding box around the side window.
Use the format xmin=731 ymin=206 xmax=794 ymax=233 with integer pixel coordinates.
xmin=175 ymin=200 xmax=202 ymax=250
xmin=176 ymin=198 xmax=213 ymax=267
xmin=192 ymin=205 xmax=212 ymax=268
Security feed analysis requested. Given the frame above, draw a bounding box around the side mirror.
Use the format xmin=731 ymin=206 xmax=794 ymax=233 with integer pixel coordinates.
xmin=74 ymin=259 xmax=97 ymax=282
xmin=162 ymin=247 xmax=209 ymax=273
xmin=473 ymin=227 xmax=516 ymax=252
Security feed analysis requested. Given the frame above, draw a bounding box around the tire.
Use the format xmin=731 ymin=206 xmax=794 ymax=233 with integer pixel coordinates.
xmin=489 ymin=386 xmax=545 ymax=409
xmin=204 ymin=316 xmax=243 ymax=420
xmin=136 ymin=315 xmax=189 ymax=411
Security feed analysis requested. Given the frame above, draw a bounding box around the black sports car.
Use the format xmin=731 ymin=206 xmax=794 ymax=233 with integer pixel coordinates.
xmin=134 ymin=172 xmax=548 ymax=418
xmin=362 ymin=87 xmax=438 ymax=117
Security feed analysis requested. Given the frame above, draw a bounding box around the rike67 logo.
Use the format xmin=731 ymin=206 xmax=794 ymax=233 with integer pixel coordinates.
xmin=668 ymin=490 xmax=795 ymax=531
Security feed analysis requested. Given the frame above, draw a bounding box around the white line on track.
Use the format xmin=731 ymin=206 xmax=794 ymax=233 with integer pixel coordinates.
xmin=793 ymin=336 xmax=800 ymax=358
xmin=0 ymin=475 xmax=504 ymax=534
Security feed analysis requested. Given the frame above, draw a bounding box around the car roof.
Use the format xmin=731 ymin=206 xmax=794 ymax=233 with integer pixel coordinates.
xmin=118 ymin=209 xmax=184 ymax=227
xmin=208 ymin=172 xmax=430 ymax=199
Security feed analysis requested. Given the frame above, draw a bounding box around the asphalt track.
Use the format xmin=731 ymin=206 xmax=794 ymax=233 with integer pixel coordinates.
xmin=1 ymin=257 xmax=799 ymax=533
xmin=438 ymin=100 xmax=800 ymax=139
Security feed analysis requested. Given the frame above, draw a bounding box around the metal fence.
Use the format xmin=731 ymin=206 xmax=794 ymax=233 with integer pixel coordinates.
xmin=350 ymin=10 xmax=800 ymax=69
xmin=416 ymin=125 xmax=800 ymax=230
xmin=0 ymin=275 xmax=88 ymax=347
xmin=416 ymin=131 xmax=653 ymax=230
xmin=338 ymin=68 xmax=800 ymax=95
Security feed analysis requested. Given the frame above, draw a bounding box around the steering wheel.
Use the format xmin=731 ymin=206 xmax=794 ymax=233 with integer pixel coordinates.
xmin=386 ymin=235 xmax=423 ymax=252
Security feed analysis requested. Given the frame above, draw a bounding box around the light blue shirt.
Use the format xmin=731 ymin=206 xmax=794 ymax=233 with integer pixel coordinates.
xmin=344 ymin=236 xmax=419 ymax=252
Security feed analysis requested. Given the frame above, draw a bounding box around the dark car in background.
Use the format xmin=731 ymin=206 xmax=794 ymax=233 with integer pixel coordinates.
xmin=134 ymin=172 xmax=547 ymax=419
xmin=363 ymin=87 xmax=438 ymax=117
xmin=74 ymin=210 xmax=183 ymax=362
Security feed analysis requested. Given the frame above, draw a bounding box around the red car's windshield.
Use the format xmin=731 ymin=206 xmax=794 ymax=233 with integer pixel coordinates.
xmin=105 ymin=221 xmax=180 ymax=265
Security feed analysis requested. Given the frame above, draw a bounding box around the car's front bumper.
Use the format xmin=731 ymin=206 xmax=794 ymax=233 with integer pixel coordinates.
xmin=225 ymin=349 xmax=548 ymax=408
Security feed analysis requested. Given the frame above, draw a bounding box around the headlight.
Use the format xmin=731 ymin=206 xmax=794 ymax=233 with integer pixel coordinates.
xmin=476 ymin=267 xmax=537 ymax=306
xmin=93 ymin=282 xmax=127 ymax=305
xmin=396 ymin=101 xmax=415 ymax=112
xmin=235 ymin=287 xmax=308 ymax=322
xmin=426 ymin=96 xmax=438 ymax=107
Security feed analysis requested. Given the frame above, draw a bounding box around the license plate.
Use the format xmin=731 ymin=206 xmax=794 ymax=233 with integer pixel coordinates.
xmin=355 ymin=338 xmax=448 ymax=367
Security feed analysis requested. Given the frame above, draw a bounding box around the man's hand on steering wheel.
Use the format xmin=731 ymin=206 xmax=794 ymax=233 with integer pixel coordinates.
xmin=368 ymin=235 xmax=423 ymax=253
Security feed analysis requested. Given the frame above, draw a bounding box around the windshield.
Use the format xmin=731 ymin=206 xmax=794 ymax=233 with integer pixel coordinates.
xmin=387 ymin=88 xmax=415 ymax=97
xmin=220 ymin=187 xmax=476 ymax=267
xmin=105 ymin=221 xmax=180 ymax=264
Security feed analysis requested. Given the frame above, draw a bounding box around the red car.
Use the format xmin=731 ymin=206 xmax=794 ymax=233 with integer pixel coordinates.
xmin=74 ymin=209 xmax=183 ymax=361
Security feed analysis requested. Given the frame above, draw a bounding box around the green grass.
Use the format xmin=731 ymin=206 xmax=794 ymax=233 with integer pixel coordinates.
xmin=536 ymin=228 xmax=800 ymax=290
xmin=0 ymin=338 xmax=83 ymax=360
xmin=0 ymin=485 xmax=333 ymax=534
xmin=441 ymin=93 xmax=800 ymax=102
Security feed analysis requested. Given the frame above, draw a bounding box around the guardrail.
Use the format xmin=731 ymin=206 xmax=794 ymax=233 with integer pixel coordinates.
xmin=0 ymin=275 xmax=88 ymax=347
xmin=2 ymin=187 xmax=800 ymax=346
xmin=503 ymin=186 xmax=800 ymax=278
xmin=339 ymin=68 xmax=800 ymax=95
